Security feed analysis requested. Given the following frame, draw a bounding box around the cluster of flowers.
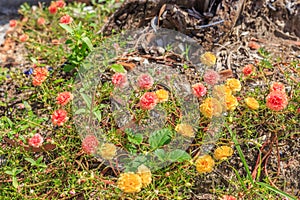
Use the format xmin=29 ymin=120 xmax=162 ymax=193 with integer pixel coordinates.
xmin=49 ymin=0 xmax=73 ymax=24
xmin=195 ymin=145 xmax=234 ymax=173
xmin=27 ymin=91 xmax=72 ymax=148
xmin=112 ymin=73 xmax=169 ymax=110
xmin=117 ymin=165 xmax=152 ymax=193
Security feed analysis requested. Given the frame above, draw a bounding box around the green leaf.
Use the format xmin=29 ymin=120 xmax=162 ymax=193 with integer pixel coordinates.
xmin=59 ymin=24 xmax=74 ymax=34
xmin=110 ymin=64 xmax=126 ymax=73
xmin=82 ymin=37 xmax=94 ymax=51
xmin=63 ymin=64 xmax=75 ymax=72
xmin=74 ymin=108 xmax=86 ymax=115
xmin=65 ymin=39 xmax=73 ymax=44
xmin=93 ymin=110 xmax=102 ymax=121
xmin=4 ymin=170 xmax=13 ymax=175
xmin=25 ymin=158 xmax=36 ymax=165
xmin=80 ymin=93 xmax=92 ymax=108
xmin=12 ymin=177 xmax=18 ymax=188
xmin=149 ymin=128 xmax=172 ymax=150
xmin=167 ymin=149 xmax=191 ymax=162
xmin=128 ymin=133 xmax=143 ymax=145
xmin=154 ymin=149 xmax=166 ymax=161
xmin=256 ymin=182 xmax=297 ymax=200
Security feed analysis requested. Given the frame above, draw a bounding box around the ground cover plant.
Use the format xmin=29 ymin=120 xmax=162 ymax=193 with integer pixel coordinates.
xmin=0 ymin=0 xmax=299 ymax=199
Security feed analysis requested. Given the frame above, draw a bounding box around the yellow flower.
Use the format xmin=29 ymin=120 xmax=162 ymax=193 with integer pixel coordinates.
xmin=117 ymin=172 xmax=142 ymax=193
xmin=212 ymin=84 xmax=232 ymax=100
xmin=214 ymin=146 xmax=234 ymax=160
xmin=225 ymin=94 xmax=238 ymax=111
xmin=200 ymin=52 xmax=216 ymax=67
xmin=226 ymin=78 xmax=241 ymax=93
xmin=175 ymin=123 xmax=195 ymax=137
xmin=199 ymin=98 xmax=223 ymax=118
xmin=155 ymin=89 xmax=169 ymax=102
xmin=245 ymin=97 xmax=259 ymax=110
xmin=195 ymin=154 xmax=215 ymax=173
xmin=99 ymin=143 xmax=116 ymax=160
xmin=137 ymin=165 xmax=152 ymax=187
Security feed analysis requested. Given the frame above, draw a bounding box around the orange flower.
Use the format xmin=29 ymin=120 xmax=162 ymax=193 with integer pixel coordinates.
xmin=175 ymin=123 xmax=194 ymax=137
xmin=244 ymin=97 xmax=259 ymax=110
xmin=266 ymin=91 xmax=288 ymax=111
xmin=51 ymin=109 xmax=68 ymax=126
xmin=117 ymin=172 xmax=142 ymax=193
xmin=195 ymin=155 xmax=215 ymax=173
xmin=56 ymin=91 xmax=73 ymax=106
xmin=242 ymin=64 xmax=254 ymax=76
xmin=55 ymin=0 xmax=66 ymax=8
xmin=155 ymin=89 xmax=169 ymax=102
xmin=9 ymin=20 xmax=17 ymax=28
xmin=32 ymin=67 xmax=49 ymax=86
xmin=214 ymin=146 xmax=234 ymax=160
xmin=48 ymin=3 xmax=57 ymax=14
xmin=200 ymin=52 xmax=216 ymax=67
xmin=226 ymin=78 xmax=241 ymax=93
xmin=137 ymin=165 xmax=152 ymax=187
xmin=225 ymin=94 xmax=238 ymax=111
xmin=139 ymin=92 xmax=158 ymax=110
xmin=37 ymin=17 xmax=46 ymax=25
xmin=270 ymin=82 xmax=285 ymax=93
xmin=200 ymin=98 xmax=223 ymax=118
xmin=220 ymin=195 xmax=237 ymax=200
xmin=60 ymin=14 xmax=73 ymax=24
xmin=99 ymin=143 xmax=116 ymax=160
xmin=19 ymin=34 xmax=29 ymax=42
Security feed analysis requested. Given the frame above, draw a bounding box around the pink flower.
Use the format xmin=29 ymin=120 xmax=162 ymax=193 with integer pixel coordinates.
xmin=137 ymin=74 xmax=154 ymax=90
xmin=203 ymin=70 xmax=220 ymax=85
xmin=82 ymin=135 xmax=99 ymax=154
xmin=139 ymin=92 xmax=158 ymax=110
xmin=60 ymin=15 xmax=73 ymax=24
xmin=19 ymin=34 xmax=29 ymax=42
xmin=48 ymin=3 xmax=57 ymax=14
xmin=28 ymin=133 xmax=44 ymax=148
xmin=52 ymin=109 xmax=68 ymax=126
xmin=32 ymin=67 xmax=49 ymax=86
xmin=266 ymin=91 xmax=288 ymax=111
xmin=242 ymin=64 xmax=254 ymax=76
xmin=220 ymin=195 xmax=237 ymax=200
xmin=270 ymin=82 xmax=285 ymax=93
xmin=9 ymin=20 xmax=17 ymax=28
xmin=37 ymin=17 xmax=46 ymax=25
xmin=56 ymin=92 xmax=73 ymax=106
xmin=55 ymin=0 xmax=66 ymax=8
xmin=112 ymin=73 xmax=127 ymax=88
xmin=192 ymin=83 xmax=207 ymax=98
xmin=17 ymin=103 xmax=25 ymax=109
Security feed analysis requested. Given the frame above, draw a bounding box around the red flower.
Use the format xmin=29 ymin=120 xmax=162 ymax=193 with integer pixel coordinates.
xmin=60 ymin=15 xmax=73 ymax=24
xmin=32 ymin=67 xmax=49 ymax=86
xmin=139 ymin=92 xmax=158 ymax=110
xmin=203 ymin=70 xmax=220 ymax=85
xmin=37 ymin=17 xmax=46 ymax=25
xmin=242 ymin=64 xmax=254 ymax=76
xmin=55 ymin=0 xmax=66 ymax=8
xmin=56 ymin=92 xmax=73 ymax=106
xmin=270 ymin=82 xmax=285 ymax=93
xmin=137 ymin=74 xmax=154 ymax=90
xmin=266 ymin=91 xmax=288 ymax=111
xmin=19 ymin=34 xmax=29 ymax=42
xmin=9 ymin=20 xmax=17 ymax=28
xmin=220 ymin=195 xmax=237 ymax=200
xmin=192 ymin=83 xmax=207 ymax=98
xmin=52 ymin=109 xmax=68 ymax=126
xmin=82 ymin=135 xmax=99 ymax=154
xmin=112 ymin=73 xmax=127 ymax=88
xmin=48 ymin=4 xmax=57 ymax=14
xmin=28 ymin=133 xmax=44 ymax=148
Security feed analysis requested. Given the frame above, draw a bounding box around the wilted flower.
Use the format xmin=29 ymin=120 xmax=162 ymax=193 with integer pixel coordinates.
xmin=48 ymin=3 xmax=57 ymax=14
xmin=9 ymin=20 xmax=17 ymax=28
xmin=137 ymin=73 xmax=154 ymax=90
xmin=270 ymin=82 xmax=285 ymax=93
xmin=82 ymin=135 xmax=99 ymax=155
xmin=139 ymin=92 xmax=158 ymax=110
xmin=155 ymin=89 xmax=169 ymax=102
xmin=99 ymin=143 xmax=116 ymax=160
xmin=51 ymin=109 xmax=68 ymax=126
xmin=225 ymin=94 xmax=238 ymax=111
xmin=56 ymin=91 xmax=73 ymax=106
xmin=112 ymin=73 xmax=127 ymax=88
xmin=200 ymin=52 xmax=216 ymax=67
xmin=195 ymin=154 xmax=215 ymax=173
xmin=214 ymin=146 xmax=234 ymax=160
xmin=245 ymin=97 xmax=259 ymax=110
xmin=32 ymin=67 xmax=49 ymax=86
xmin=117 ymin=172 xmax=142 ymax=193
xmin=200 ymin=98 xmax=223 ymax=118
xmin=60 ymin=14 xmax=73 ymax=24
xmin=137 ymin=165 xmax=152 ymax=187
xmin=175 ymin=123 xmax=194 ymax=137
xmin=242 ymin=64 xmax=254 ymax=76
xmin=37 ymin=17 xmax=46 ymax=25
xmin=220 ymin=195 xmax=237 ymax=200
xmin=192 ymin=83 xmax=207 ymax=98
xmin=28 ymin=133 xmax=44 ymax=148
xmin=203 ymin=70 xmax=220 ymax=85
xmin=266 ymin=91 xmax=288 ymax=111
xmin=226 ymin=78 xmax=241 ymax=93
xmin=19 ymin=34 xmax=29 ymax=42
